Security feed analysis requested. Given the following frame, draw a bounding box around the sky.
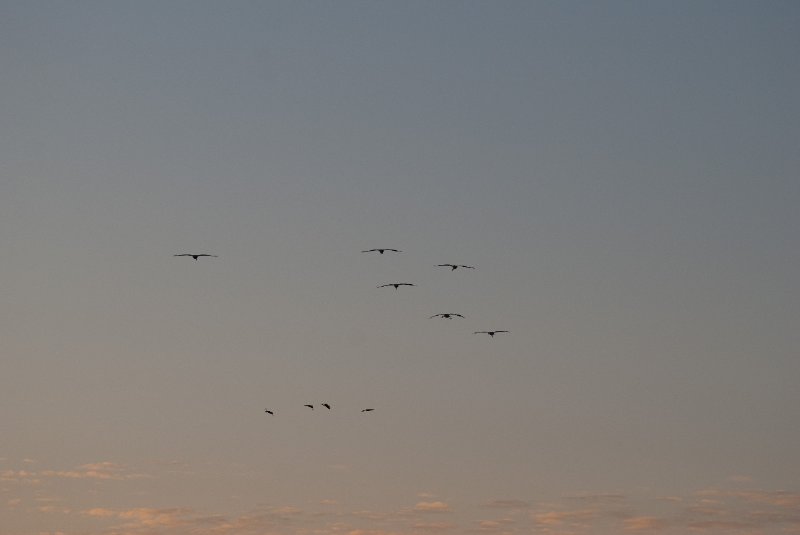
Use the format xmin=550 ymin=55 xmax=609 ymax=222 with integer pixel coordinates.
xmin=1 ymin=1 xmax=799 ymax=534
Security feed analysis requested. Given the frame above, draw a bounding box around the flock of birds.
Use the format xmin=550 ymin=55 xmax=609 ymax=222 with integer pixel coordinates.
xmin=175 ymin=247 xmax=509 ymax=416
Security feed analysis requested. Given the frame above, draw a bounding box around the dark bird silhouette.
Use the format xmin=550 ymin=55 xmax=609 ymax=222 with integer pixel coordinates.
xmin=264 ymin=409 xmax=274 ymax=415
xmin=437 ymin=263 xmax=475 ymax=271
xmin=304 ymin=404 xmax=314 ymax=410
xmin=474 ymin=330 xmax=510 ymax=338
xmin=361 ymin=408 xmax=374 ymax=412
xmin=174 ymin=254 xmax=218 ymax=260
xmin=378 ymin=283 xmax=416 ymax=290
xmin=322 ymin=403 xmax=331 ymax=410
xmin=430 ymin=313 xmax=464 ymax=319
xmin=362 ymin=248 xmax=401 ymax=254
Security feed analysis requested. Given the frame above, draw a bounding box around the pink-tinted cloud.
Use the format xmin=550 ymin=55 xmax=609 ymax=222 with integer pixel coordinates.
xmin=414 ymin=501 xmax=451 ymax=513
xmin=624 ymin=516 xmax=666 ymax=531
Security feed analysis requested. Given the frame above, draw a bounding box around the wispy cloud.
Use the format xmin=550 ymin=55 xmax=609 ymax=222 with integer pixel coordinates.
xmin=624 ymin=516 xmax=666 ymax=531
xmin=414 ymin=501 xmax=452 ymax=513
xmin=482 ymin=499 xmax=530 ymax=510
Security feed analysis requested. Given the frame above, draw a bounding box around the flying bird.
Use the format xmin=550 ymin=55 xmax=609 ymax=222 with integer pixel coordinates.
xmin=362 ymin=248 xmax=401 ymax=254
xmin=322 ymin=403 xmax=331 ymax=410
xmin=361 ymin=408 xmax=374 ymax=412
xmin=174 ymin=254 xmax=218 ymax=260
xmin=304 ymin=404 xmax=314 ymax=410
xmin=437 ymin=264 xmax=475 ymax=271
xmin=430 ymin=313 xmax=464 ymax=319
xmin=378 ymin=283 xmax=416 ymax=289
xmin=474 ymin=330 xmax=510 ymax=338
xmin=264 ymin=409 xmax=274 ymax=415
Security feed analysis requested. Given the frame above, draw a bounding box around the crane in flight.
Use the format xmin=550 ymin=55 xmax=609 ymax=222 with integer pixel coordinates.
xmin=378 ymin=283 xmax=416 ymax=290
xmin=361 ymin=408 xmax=374 ymax=412
xmin=474 ymin=330 xmax=509 ymax=338
xmin=430 ymin=313 xmax=464 ymax=319
xmin=304 ymin=404 xmax=314 ymax=410
xmin=264 ymin=409 xmax=274 ymax=415
xmin=321 ymin=403 xmax=331 ymax=410
xmin=437 ymin=264 xmax=474 ymax=271
xmin=174 ymin=254 xmax=218 ymax=260
xmin=362 ymin=248 xmax=401 ymax=254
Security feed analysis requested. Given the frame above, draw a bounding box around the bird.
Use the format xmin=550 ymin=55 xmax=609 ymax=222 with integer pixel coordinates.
xmin=474 ymin=330 xmax=509 ymax=338
xmin=304 ymin=404 xmax=314 ymax=410
xmin=264 ymin=409 xmax=274 ymax=415
xmin=361 ymin=408 xmax=374 ymax=412
xmin=378 ymin=283 xmax=416 ymax=290
xmin=437 ymin=263 xmax=475 ymax=271
xmin=362 ymin=248 xmax=401 ymax=254
xmin=430 ymin=313 xmax=464 ymax=319
xmin=321 ymin=403 xmax=331 ymax=410
xmin=174 ymin=254 xmax=218 ymax=260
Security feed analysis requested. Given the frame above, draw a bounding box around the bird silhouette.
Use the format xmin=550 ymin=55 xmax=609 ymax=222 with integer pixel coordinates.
xmin=362 ymin=248 xmax=401 ymax=254
xmin=361 ymin=408 xmax=374 ymax=412
xmin=174 ymin=254 xmax=218 ymax=260
xmin=437 ymin=263 xmax=474 ymax=271
xmin=321 ymin=403 xmax=331 ymax=410
xmin=378 ymin=283 xmax=416 ymax=290
xmin=474 ymin=330 xmax=509 ymax=338
xmin=430 ymin=313 xmax=464 ymax=319
xmin=264 ymin=409 xmax=274 ymax=415
xmin=304 ymin=404 xmax=314 ymax=410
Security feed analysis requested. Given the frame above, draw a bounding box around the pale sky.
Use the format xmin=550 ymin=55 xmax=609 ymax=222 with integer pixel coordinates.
xmin=1 ymin=1 xmax=799 ymax=534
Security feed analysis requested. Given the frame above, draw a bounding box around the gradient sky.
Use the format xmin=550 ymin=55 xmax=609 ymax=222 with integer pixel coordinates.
xmin=2 ymin=1 xmax=799 ymax=534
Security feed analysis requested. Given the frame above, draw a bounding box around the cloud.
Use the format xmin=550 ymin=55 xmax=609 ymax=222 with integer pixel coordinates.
xmin=482 ymin=500 xmax=530 ymax=510
xmin=41 ymin=461 xmax=150 ymax=481
xmin=414 ymin=501 xmax=452 ymax=513
xmin=411 ymin=521 xmax=455 ymax=531
xmin=624 ymin=516 xmax=667 ymax=531
xmin=533 ymin=509 xmax=597 ymax=526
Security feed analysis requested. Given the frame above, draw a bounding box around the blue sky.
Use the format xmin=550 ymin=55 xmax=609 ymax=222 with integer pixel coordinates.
xmin=1 ymin=2 xmax=799 ymax=534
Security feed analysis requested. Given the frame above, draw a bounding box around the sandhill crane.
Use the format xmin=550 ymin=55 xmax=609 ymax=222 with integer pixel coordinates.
xmin=304 ymin=404 xmax=314 ymax=410
xmin=264 ymin=409 xmax=274 ymax=415
xmin=361 ymin=408 xmax=374 ymax=412
xmin=321 ymin=403 xmax=331 ymax=410
xmin=174 ymin=254 xmax=218 ymax=260
xmin=474 ymin=331 xmax=509 ymax=338
xmin=378 ymin=283 xmax=416 ymax=290
xmin=430 ymin=313 xmax=464 ymax=319
xmin=362 ymin=248 xmax=401 ymax=254
xmin=437 ymin=264 xmax=474 ymax=271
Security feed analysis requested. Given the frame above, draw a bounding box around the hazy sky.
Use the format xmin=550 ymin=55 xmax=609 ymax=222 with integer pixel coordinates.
xmin=2 ymin=2 xmax=798 ymax=534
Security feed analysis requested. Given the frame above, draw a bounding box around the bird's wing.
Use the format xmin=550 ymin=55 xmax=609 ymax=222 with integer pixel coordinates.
xmin=430 ymin=314 xmax=440 ymax=318
xmin=474 ymin=331 xmax=488 ymax=334
xmin=454 ymin=314 xmax=464 ymax=317
xmin=362 ymin=249 xmax=376 ymax=253
xmin=174 ymin=254 xmax=191 ymax=256
xmin=437 ymin=264 xmax=453 ymax=267
xmin=497 ymin=330 xmax=509 ymax=333
xmin=462 ymin=265 xmax=475 ymax=269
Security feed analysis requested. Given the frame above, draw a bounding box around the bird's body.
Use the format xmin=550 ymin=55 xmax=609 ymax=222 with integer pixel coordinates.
xmin=322 ymin=403 xmax=331 ymax=410
xmin=437 ymin=264 xmax=475 ymax=271
xmin=361 ymin=408 xmax=374 ymax=412
xmin=264 ymin=409 xmax=274 ymax=415
xmin=430 ymin=313 xmax=464 ymax=319
xmin=304 ymin=404 xmax=314 ymax=410
xmin=378 ymin=283 xmax=416 ymax=290
xmin=174 ymin=253 xmax=218 ymax=261
xmin=474 ymin=330 xmax=509 ymax=338
xmin=362 ymin=248 xmax=401 ymax=254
